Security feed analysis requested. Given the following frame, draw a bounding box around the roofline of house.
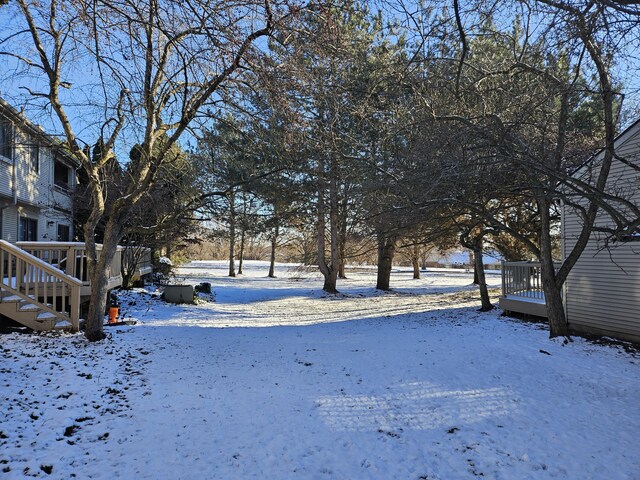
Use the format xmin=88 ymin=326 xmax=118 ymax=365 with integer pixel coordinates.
xmin=571 ymin=117 xmax=640 ymax=176
xmin=0 ymin=97 xmax=80 ymax=167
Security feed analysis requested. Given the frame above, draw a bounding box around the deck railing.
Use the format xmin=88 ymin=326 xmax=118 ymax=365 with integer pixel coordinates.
xmin=501 ymin=261 xmax=563 ymax=301
xmin=502 ymin=261 xmax=545 ymax=300
xmin=0 ymin=240 xmax=82 ymax=331
xmin=16 ymin=242 xmax=123 ymax=285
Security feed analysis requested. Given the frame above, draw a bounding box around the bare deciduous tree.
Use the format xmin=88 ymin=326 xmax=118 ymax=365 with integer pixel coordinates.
xmin=1 ymin=0 xmax=299 ymax=340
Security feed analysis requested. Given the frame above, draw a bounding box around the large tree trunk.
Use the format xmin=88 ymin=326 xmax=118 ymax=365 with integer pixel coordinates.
xmin=541 ymin=263 xmax=567 ymax=337
xmin=473 ymin=237 xmax=493 ymax=312
xmin=85 ymin=271 xmax=111 ymax=341
xmin=412 ymin=243 xmax=420 ymax=279
xmin=326 ymin=167 xmax=340 ymax=292
xmin=268 ymin=223 xmax=279 ymax=278
xmin=84 ymin=220 xmax=122 ymax=342
xmin=338 ymin=238 xmax=347 ymax=279
xmin=472 ymin=251 xmax=479 ymax=285
xmin=316 ymin=157 xmax=339 ymax=294
xmin=376 ymin=234 xmax=396 ymax=291
xmin=337 ymin=195 xmax=348 ymax=279
xmin=303 ymin=229 xmax=315 ymax=266
xmin=539 ymin=202 xmax=569 ymax=337
xmin=228 ymin=193 xmax=236 ymax=277
xmin=317 ymin=207 xmax=338 ymax=293
xmin=238 ymin=223 xmax=245 ymax=275
xmin=238 ymin=192 xmax=247 ymax=275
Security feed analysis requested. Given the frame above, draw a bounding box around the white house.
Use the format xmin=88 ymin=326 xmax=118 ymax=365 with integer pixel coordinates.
xmin=0 ymin=98 xmax=153 ymax=332
xmin=0 ymin=97 xmax=77 ymax=244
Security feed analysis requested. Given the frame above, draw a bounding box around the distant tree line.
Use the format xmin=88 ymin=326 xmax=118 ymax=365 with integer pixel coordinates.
xmin=190 ymin=0 xmax=640 ymax=337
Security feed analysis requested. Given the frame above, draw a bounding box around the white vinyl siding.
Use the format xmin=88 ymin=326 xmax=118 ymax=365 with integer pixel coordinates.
xmin=0 ymin=101 xmax=76 ymax=243
xmin=563 ymin=121 xmax=640 ymax=342
xmin=10 ymin=131 xmax=73 ymax=211
xmin=0 ymin=203 xmax=17 ymax=242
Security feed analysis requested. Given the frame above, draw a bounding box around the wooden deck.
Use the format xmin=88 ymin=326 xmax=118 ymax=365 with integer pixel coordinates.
xmin=0 ymin=241 xmax=152 ymax=331
xmin=499 ymin=261 xmax=558 ymax=318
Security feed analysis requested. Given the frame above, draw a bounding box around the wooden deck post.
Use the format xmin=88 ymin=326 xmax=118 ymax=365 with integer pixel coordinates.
xmin=70 ymin=284 xmax=80 ymax=332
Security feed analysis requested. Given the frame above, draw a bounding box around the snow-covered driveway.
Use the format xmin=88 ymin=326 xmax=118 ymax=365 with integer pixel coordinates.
xmin=1 ymin=261 xmax=638 ymax=479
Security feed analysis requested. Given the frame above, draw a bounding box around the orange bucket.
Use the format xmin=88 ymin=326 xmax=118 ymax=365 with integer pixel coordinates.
xmin=108 ymin=306 xmax=119 ymax=324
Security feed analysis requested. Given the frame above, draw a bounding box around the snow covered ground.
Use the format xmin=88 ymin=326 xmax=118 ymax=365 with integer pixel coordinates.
xmin=1 ymin=261 xmax=638 ymax=479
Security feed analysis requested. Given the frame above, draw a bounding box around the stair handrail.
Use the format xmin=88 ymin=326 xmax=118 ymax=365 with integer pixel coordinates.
xmin=0 ymin=240 xmax=82 ymax=331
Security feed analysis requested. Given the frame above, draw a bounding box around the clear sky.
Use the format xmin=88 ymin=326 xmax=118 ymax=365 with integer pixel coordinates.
xmin=1 ymin=0 xmax=639 ymax=149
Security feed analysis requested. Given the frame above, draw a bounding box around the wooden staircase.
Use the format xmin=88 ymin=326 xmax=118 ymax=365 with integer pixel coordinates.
xmin=0 ymin=240 xmax=82 ymax=332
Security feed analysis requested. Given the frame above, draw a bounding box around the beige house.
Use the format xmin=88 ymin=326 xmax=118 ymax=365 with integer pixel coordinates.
xmin=0 ymin=97 xmax=77 ymax=244
xmin=501 ymin=119 xmax=640 ymax=343
xmin=562 ymin=119 xmax=640 ymax=343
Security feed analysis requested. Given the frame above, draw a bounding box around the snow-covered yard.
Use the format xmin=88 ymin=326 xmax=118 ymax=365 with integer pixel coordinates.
xmin=1 ymin=261 xmax=638 ymax=479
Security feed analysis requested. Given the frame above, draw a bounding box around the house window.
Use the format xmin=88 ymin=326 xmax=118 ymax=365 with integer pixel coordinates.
xmin=57 ymin=224 xmax=70 ymax=241
xmin=0 ymin=123 xmax=11 ymax=159
xmin=19 ymin=217 xmax=38 ymax=241
xmin=54 ymin=160 xmax=72 ymax=190
xmin=28 ymin=145 xmax=39 ymax=173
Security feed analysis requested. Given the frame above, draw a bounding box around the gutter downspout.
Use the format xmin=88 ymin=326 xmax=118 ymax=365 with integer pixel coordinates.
xmin=11 ymin=121 xmax=17 ymax=205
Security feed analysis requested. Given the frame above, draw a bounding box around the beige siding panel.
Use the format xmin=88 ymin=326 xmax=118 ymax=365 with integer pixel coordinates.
xmin=13 ymin=130 xmax=58 ymax=208
xmin=566 ymin=255 xmax=640 ymax=270
xmin=51 ymin=187 xmax=74 ymax=211
xmin=616 ymin=132 xmax=640 ymax=154
xmin=567 ymin=322 xmax=638 ymax=340
xmin=0 ymin=160 xmax=12 ymax=197
xmin=566 ymin=312 xmax=638 ymax=333
xmin=568 ymin=288 xmax=640 ymax=305
xmin=39 ymin=207 xmax=73 ymax=241
xmin=1 ymin=205 xmax=18 ymax=242
xmin=565 ymin=246 xmax=640 ymax=338
xmin=567 ymin=279 xmax=640 ymax=291
xmin=565 ymin=251 xmax=640 ymax=264
xmin=568 ymin=304 xmax=638 ymax=322
xmin=37 ymin=149 xmax=55 ymax=207
xmin=562 ymin=122 xmax=640 ymax=341
xmin=567 ymin=304 xmax=639 ymax=324
xmin=37 ymin=214 xmax=47 ymax=242
xmin=566 ymin=265 xmax=640 ymax=277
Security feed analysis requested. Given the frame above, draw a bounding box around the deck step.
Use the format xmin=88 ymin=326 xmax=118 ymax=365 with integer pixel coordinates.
xmin=0 ymin=240 xmax=84 ymax=333
xmin=1 ymin=295 xmax=23 ymax=303
xmin=18 ymin=302 xmax=53 ymax=312
xmin=19 ymin=303 xmax=40 ymax=312
xmin=1 ymin=291 xmax=36 ymax=298
xmin=54 ymin=319 xmax=74 ymax=330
